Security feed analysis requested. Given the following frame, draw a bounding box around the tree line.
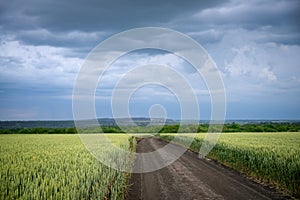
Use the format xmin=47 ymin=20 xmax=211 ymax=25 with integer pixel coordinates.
xmin=159 ymin=122 xmax=300 ymax=133
xmin=0 ymin=126 xmax=123 ymax=134
xmin=0 ymin=122 xmax=299 ymax=134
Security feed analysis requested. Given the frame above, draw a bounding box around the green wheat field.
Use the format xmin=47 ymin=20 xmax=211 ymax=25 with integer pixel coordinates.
xmin=1 ymin=132 xmax=299 ymax=199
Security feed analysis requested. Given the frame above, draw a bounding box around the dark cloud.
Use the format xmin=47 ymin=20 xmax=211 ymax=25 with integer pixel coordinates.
xmin=192 ymin=0 xmax=300 ymax=28
xmin=15 ymin=29 xmax=109 ymax=49
xmin=1 ymin=0 xmax=300 ymax=120
xmin=1 ymin=0 xmax=226 ymax=32
xmin=0 ymin=0 xmax=228 ymax=49
xmin=1 ymin=0 xmax=299 ymax=47
xmin=177 ymin=0 xmax=300 ymax=45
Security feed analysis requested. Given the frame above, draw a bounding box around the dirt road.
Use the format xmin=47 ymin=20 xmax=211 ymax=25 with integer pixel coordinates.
xmin=126 ymin=137 xmax=287 ymax=200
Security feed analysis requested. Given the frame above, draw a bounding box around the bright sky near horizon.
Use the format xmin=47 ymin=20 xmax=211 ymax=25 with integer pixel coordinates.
xmin=0 ymin=0 xmax=299 ymax=120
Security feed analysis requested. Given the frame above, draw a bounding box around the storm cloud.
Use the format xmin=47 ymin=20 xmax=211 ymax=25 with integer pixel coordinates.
xmin=0 ymin=0 xmax=299 ymax=120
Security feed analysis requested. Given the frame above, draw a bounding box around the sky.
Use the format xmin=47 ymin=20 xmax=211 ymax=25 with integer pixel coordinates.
xmin=0 ymin=0 xmax=300 ymax=120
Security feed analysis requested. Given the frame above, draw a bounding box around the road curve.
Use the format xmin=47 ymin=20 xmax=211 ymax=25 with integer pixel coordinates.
xmin=126 ymin=137 xmax=287 ymax=200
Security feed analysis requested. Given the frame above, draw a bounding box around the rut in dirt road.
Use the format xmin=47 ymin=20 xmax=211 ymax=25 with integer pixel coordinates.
xmin=126 ymin=137 xmax=287 ymax=200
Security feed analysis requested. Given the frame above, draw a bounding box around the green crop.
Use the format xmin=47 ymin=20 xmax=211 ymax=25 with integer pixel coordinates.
xmin=159 ymin=132 xmax=300 ymax=198
xmin=0 ymin=134 xmax=135 ymax=200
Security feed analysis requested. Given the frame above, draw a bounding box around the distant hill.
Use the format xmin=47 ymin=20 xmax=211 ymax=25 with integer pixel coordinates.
xmin=0 ymin=118 xmax=177 ymax=129
xmin=0 ymin=118 xmax=299 ymax=129
xmin=0 ymin=120 xmax=76 ymax=129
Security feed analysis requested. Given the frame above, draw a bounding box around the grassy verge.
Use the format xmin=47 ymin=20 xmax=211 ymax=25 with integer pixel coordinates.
xmin=158 ymin=132 xmax=300 ymax=198
xmin=0 ymin=134 xmax=135 ymax=199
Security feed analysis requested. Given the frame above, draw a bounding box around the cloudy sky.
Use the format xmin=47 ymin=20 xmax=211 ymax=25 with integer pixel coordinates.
xmin=0 ymin=0 xmax=299 ymax=120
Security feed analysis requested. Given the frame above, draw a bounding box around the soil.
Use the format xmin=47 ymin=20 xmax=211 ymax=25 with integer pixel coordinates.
xmin=126 ymin=137 xmax=289 ymax=200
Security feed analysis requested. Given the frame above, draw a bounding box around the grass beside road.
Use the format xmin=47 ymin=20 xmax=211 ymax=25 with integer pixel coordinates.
xmin=1 ymin=132 xmax=299 ymax=198
xmin=159 ymin=132 xmax=300 ymax=198
xmin=0 ymin=134 xmax=135 ymax=200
